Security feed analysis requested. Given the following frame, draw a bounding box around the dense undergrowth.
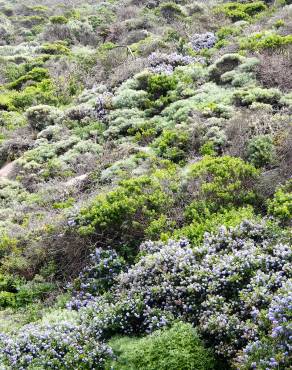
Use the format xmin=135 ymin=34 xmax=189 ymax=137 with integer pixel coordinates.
xmin=0 ymin=0 xmax=291 ymax=368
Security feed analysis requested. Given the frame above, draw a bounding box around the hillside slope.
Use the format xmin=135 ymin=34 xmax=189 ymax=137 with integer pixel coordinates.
xmin=0 ymin=0 xmax=291 ymax=368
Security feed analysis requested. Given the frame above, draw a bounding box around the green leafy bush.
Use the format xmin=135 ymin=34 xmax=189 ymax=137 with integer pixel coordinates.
xmin=186 ymin=156 xmax=259 ymax=215
xmin=77 ymin=174 xmax=175 ymax=256
xmin=135 ymin=72 xmax=178 ymax=115
xmin=39 ymin=42 xmax=70 ymax=55
xmin=26 ymin=104 xmax=60 ymax=131
xmin=152 ymin=129 xmax=190 ymax=162
xmin=174 ymin=206 xmax=255 ymax=244
xmin=6 ymin=67 xmax=49 ymax=90
xmin=268 ymin=179 xmax=292 ymax=223
xmin=216 ymin=1 xmax=267 ymax=22
xmin=49 ymin=15 xmax=68 ymax=24
xmin=247 ymin=135 xmax=276 ymax=168
xmin=9 ymin=79 xmax=59 ymax=110
xmin=240 ymin=32 xmax=292 ymax=51
xmin=108 ymin=322 xmax=215 ymax=370
xmin=0 ymin=274 xmax=54 ymax=308
xmin=146 ymin=74 xmax=178 ymax=100
xmin=233 ymin=87 xmax=282 ymax=106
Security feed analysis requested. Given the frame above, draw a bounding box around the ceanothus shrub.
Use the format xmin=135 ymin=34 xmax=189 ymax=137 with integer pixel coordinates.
xmin=81 ymin=221 xmax=291 ymax=365
xmin=236 ymin=279 xmax=292 ymax=370
xmin=190 ymin=32 xmax=217 ymax=51
xmin=147 ymin=52 xmax=201 ymax=75
xmin=67 ymin=248 xmax=126 ymax=310
xmin=0 ymin=321 xmax=113 ymax=369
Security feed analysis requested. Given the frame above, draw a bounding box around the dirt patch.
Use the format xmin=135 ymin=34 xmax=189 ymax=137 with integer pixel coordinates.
xmin=0 ymin=161 xmax=15 ymax=178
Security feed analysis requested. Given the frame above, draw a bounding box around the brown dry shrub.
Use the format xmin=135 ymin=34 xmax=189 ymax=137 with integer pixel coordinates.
xmin=108 ymin=57 xmax=147 ymax=86
xmin=276 ymin=123 xmax=292 ymax=179
xmin=255 ymin=48 xmax=292 ymax=92
xmin=225 ymin=108 xmax=290 ymax=159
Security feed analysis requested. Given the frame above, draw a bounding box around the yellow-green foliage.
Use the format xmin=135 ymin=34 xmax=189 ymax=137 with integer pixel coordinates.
xmin=49 ymin=15 xmax=68 ymax=25
xmin=240 ymin=32 xmax=292 ymax=51
xmin=108 ymin=322 xmax=215 ymax=370
xmin=78 ymin=173 xmax=177 ymax=254
xmin=39 ymin=42 xmax=70 ymax=55
xmin=174 ymin=206 xmax=255 ymax=244
xmin=152 ymin=129 xmax=190 ymax=162
xmin=186 ymin=156 xmax=259 ymax=214
xmin=6 ymin=67 xmax=49 ymax=90
xmin=268 ymin=180 xmax=292 ymax=223
xmin=215 ymin=1 xmax=267 ymax=22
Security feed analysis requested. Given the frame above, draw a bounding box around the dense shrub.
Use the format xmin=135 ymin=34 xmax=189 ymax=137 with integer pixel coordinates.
xmin=108 ymin=322 xmax=216 ymax=370
xmin=216 ymin=1 xmax=267 ymax=22
xmin=268 ymin=179 xmax=292 ymax=223
xmin=208 ymin=54 xmax=243 ymax=84
xmin=0 ymin=0 xmax=290 ymax=367
xmin=159 ymin=2 xmax=185 ymax=22
xmin=186 ymin=156 xmax=259 ymax=215
xmin=152 ymin=129 xmax=190 ymax=162
xmin=26 ymin=104 xmax=60 ymax=131
xmin=49 ymin=16 xmax=68 ymax=25
xmin=146 ymin=73 xmax=178 ymax=100
xmin=247 ymin=135 xmax=276 ymax=168
xmin=0 ymin=322 xmax=113 ymax=369
xmin=233 ymin=87 xmax=282 ymax=106
xmin=7 ymin=79 xmax=59 ymax=110
xmin=0 ymin=273 xmax=55 ymax=309
xmin=174 ymin=206 xmax=255 ymax=244
xmin=240 ymin=32 xmax=292 ymax=51
xmin=77 ymin=174 xmax=175 ymax=255
xmin=39 ymin=42 xmax=70 ymax=55
xmin=6 ymin=67 xmax=49 ymax=90
xmin=82 ymin=220 xmax=291 ymax=365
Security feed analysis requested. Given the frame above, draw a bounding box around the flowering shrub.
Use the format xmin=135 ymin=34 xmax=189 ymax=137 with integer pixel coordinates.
xmin=67 ymin=248 xmax=126 ymax=310
xmin=81 ymin=220 xmax=291 ymax=366
xmin=0 ymin=321 xmax=113 ymax=369
xmin=236 ymin=279 xmax=292 ymax=369
xmin=190 ymin=32 xmax=217 ymax=52
xmin=147 ymin=52 xmax=200 ymax=74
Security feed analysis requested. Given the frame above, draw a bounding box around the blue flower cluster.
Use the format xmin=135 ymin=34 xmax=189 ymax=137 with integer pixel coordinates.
xmin=190 ymin=32 xmax=217 ymax=51
xmin=81 ymin=221 xmax=291 ymax=366
xmin=147 ymin=52 xmax=202 ymax=74
xmin=67 ymin=248 xmax=126 ymax=310
xmin=237 ymin=279 xmax=292 ymax=369
xmin=0 ymin=321 xmax=113 ymax=369
xmin=1 ymin=221 xmax=290 ymax=368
